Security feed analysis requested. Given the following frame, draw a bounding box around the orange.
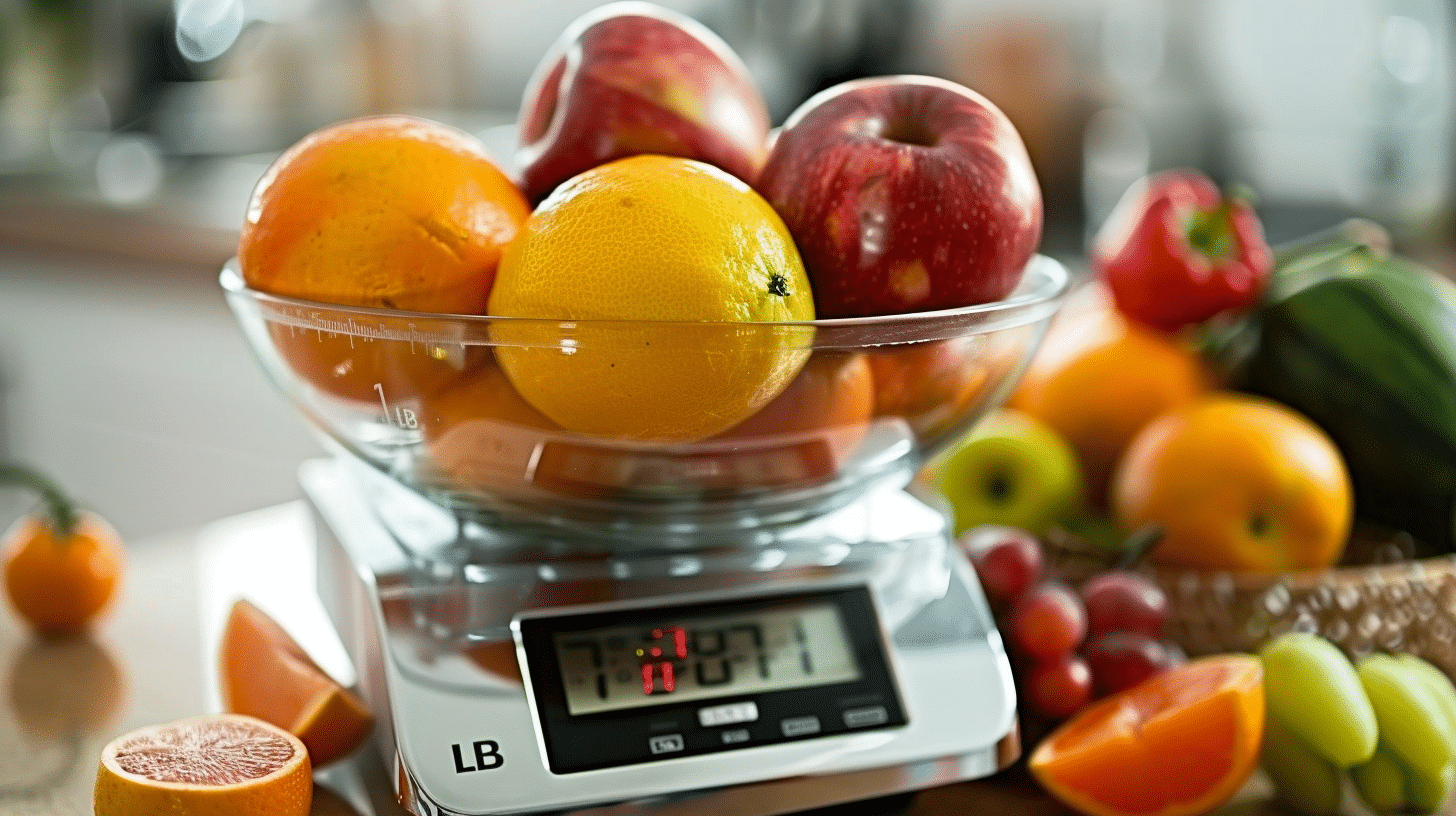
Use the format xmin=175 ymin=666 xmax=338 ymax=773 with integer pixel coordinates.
xmin=238 ymin=114 xmax=529 ymax=404
xmin=1009 ymin=282 xmax=1213 ymax=508
xmin=2 ymin=508 xmax=124 ymax=637
xmin=93 ymin=713 xmax=312 ymax=816
xmin=419 ymin=353 xmax=621 ymax=501
xmin=218 ymin=598 xmax=373 ymax=767
xmin=708 ymin=350 xmax=876 ymax=490
xmin=1029 ymin=653 xmax=1264 ymax=816
xmin=264 ymin=325 xmax=487 ymax=411
xmin=487 ymin=154 xmax=815 ymax=442
xmin=1111 ymin=393 xmax=1353 ymax=573
xmin=866 ymin=337 xmax=994 ymax=442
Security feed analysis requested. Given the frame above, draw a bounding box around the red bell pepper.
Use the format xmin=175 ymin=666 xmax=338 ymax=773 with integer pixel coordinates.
xmin=1090 ymin=169 xmax=1273 ymax=333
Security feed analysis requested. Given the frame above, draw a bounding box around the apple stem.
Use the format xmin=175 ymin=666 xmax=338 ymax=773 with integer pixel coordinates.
xmin=1115 ymin=523 xmax=1165 ymax=571
xmin=0 ymin=461 xmax=79 ymax=540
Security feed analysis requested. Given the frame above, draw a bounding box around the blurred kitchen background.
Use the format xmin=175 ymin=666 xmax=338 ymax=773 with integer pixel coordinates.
xmin=0 ymin=0 xmax=1452 ymax=541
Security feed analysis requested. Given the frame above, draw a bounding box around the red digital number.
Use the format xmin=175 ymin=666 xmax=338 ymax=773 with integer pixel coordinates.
xmin=639 ymin=626 xmax=689 ymax=695
xmin=641 ymin=660 xmax=675 ymax=695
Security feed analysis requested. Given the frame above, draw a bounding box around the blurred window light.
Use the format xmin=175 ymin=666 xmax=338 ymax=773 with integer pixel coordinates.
xmin=245 ymin=0 xmax=314 ymax=24
xmin=1083 ymin=107 xmax=1151 ymax=229
xmin=49 ymin=90 xmax=112 ymax=171
xmin=1382 ymin=14 xmax=1434 ymax=85
xmin=1101 ymin=0 xmax=1165 ymax=89
xmin=174 ymin=0 xmax=246 ymax=64
xmin=96 ymin=135 xmax=165 ymax=206
xmin=1205 ymin=0 xmax=1378 ymax=127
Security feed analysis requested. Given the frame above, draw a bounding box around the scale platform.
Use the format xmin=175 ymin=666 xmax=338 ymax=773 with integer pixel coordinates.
xmin=302 ymin=457 xmax=1020 ymax=816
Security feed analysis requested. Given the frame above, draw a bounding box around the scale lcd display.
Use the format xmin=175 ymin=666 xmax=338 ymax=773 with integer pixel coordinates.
xmin=551 ymin=601 xmax=861 ymax=716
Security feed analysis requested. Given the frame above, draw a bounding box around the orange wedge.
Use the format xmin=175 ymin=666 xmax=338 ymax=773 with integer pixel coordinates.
xmin=1028 ymin=653 xmax=1264 ymax=816
xmin=94 ymin=713 xmax=312 ymax=816
xmin=218 ymin=598 xmax=373 ymax=767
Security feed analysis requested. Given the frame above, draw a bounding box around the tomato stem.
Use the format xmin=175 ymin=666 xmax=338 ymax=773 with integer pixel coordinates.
xmin=1185 ymin=199 xmax=1236 ymax=261
xmin=0 ymin=462 xmax=78 ymax=539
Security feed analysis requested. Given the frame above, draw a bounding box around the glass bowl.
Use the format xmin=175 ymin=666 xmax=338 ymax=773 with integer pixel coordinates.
xmin=221 ymin=255 xmax=1069 ymax=537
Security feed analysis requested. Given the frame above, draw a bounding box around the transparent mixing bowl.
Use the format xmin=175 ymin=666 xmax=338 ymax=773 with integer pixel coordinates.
xmin=221 ymin=255 xmax=1069 ymax=538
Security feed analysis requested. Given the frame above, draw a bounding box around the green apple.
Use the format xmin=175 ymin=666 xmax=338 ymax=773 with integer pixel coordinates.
xmin=926 ymin=407 xmax=1083 ymax=536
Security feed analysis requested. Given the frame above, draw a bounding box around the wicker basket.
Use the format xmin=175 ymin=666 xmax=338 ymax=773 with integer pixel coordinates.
xmin=1043 ymin=524 xmax=1456 ymax=679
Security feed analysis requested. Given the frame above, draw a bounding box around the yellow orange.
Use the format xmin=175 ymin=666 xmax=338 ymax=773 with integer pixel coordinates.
xmin=218 ymin=598 xmax=373 ymax=767
xmin=93 ymin=713 xmax=312 ymax=816
xmin=1029 ymin=654 xmax=1265 ymax=816
xmin=487 ymin=154 xmax=815 ymax=442
xmin=1111 ymin=393 xmax=1353 ymax=573
xmin=239 ymin=114 xmax=529 ymax=403
xmin=1009 ymin=284 xmax=1213 ymax=507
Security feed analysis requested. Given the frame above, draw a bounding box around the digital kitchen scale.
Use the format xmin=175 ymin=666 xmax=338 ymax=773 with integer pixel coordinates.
xmin=220 ymin=255 xmax=1068 ymax=816
xmin=305 ymin=454 xmax=1019 ymax=816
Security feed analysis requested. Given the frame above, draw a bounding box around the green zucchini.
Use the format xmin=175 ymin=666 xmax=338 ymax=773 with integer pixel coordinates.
xmin=1215 ymin=228 xmax=1456 ymax=554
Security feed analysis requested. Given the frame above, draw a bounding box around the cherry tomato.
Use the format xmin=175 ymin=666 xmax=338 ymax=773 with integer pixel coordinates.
xmin=1 ymin=464 xmax=124 ymax=637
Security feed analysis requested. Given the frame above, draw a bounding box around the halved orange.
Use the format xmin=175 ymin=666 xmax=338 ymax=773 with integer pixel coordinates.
xmin=94 ymin=713 xmax=312 ymax=816
xmin=218 ymin=598 xmax=373 ymax=767
xmin=1028 ymin=653 xmax=1264 ymax=816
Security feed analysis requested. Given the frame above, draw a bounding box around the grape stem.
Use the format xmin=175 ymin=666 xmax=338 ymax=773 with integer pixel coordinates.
xmin=0 ymin=462 xmax=78 ymax=540
xmin=1115 ymin=524 xmax=1165 ymax=571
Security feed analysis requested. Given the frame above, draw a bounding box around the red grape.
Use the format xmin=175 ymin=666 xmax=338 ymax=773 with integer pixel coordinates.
xmin=962 ymin=525 xmax=1044 ymax=605
xmin=1026 ymin=653 xmax=1094 ymax=720
xmin=1080 ymin=570 xmax=1169 ymax=638
xmin=1082 ymin=631 xmax=1178 ymax=696
xmin=1008 ymin=581 xmax=1087 ymax=660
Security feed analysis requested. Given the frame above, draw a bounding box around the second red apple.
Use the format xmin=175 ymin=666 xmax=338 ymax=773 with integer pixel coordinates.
xmin=757 ymin=75 xmax=1043 ymax=318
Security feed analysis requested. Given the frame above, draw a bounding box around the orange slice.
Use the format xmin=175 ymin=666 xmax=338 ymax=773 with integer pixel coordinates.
xmin=94 ymin=713 xmax=312 ymax=816
xmin=1028 ymin=653 xmax=1264 ymax=816
xmin=218 ymin=598 xmax=373 ymax=766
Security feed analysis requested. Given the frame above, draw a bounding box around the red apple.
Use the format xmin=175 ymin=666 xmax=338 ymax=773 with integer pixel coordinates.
xmin=756 ymin=75 xmax=1042 ymax=318
xmin=516 ymin=1 xmax=771 ymax=203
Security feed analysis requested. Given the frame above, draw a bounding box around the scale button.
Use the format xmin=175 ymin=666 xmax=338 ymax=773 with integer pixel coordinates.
xmin=721 ymin=728 xmax=751 ymax=744
xmin=698 ymin=701 xmax=759 ymax=728
xmin=780 ymin=716 xmax=821 ymax=737
xmin=843 ymin=706 xmax=889 ymax=728
xmin=649 ymin=734 xmax=685 ymax=755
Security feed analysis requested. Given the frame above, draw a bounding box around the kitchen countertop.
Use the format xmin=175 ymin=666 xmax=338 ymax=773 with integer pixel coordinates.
xmin=0 ymin=499 xmax=1298 ymax=816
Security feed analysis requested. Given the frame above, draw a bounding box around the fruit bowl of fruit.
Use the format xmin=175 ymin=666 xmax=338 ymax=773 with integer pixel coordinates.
xmin=220 ymin=2 xmax=1066 ymax=538
xmin=222 ymin=254 xmax=1067 ymax=534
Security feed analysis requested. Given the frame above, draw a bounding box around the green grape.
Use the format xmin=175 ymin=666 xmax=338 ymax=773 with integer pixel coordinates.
xmin=1260 ymin=632 xmax=1377 ymax=767
xmin=1406 ymin=757 xmax=1456 ymax=814
xmin=1395 ymin=654 xmax=1456 ymax=736
xmin=1262 ymin=715 xmax=1344 ymax=816
xmin=1399 ymin=655 xmax=1456 ymax=813
xmin=1352 ymin=744 xmax=1408 ymax=814
xmin=1358 ymin=654 xmax=1456 ymax=806
xmin=1352 ymin=741 xmax=1456 ymax=815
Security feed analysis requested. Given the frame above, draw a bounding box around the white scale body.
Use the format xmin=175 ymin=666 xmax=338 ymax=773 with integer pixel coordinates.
xmin=305 ymin=457 xmax=1020 ymax=816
